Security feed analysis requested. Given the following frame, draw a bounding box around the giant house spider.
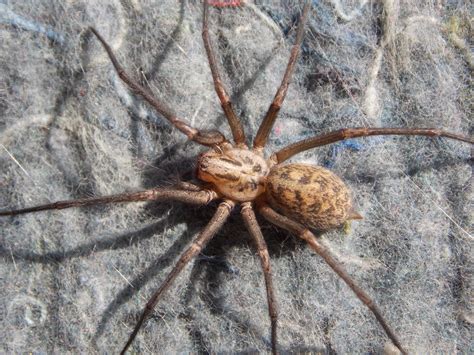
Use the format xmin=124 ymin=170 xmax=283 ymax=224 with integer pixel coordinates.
xmin=1 ymin=1 xmax=472 ymax=353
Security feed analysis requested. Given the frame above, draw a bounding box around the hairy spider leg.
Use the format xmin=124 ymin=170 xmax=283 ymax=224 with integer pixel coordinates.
xmin=253 ymin=1 xmax=311 ymax=149
xmin=121 ymin=201 xmax=234 ymax=354
xmin=203 ymin=0 xmax=246 ymax=145
xmin=0 ymin=187 xmax=217 ymax=217
xmin=274 ymin=127 xmax=474 ymax=163
xmin=258 ymin=202 xmax=408 ymax=355
xmin=89 ymin=27 xmax=226 ymax=147
xmin=241 ymin=202 xmax=278 ymax=354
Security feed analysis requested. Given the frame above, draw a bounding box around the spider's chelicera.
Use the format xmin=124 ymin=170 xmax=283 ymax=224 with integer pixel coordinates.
xmin=2 ymin=1 xmax=473 ymax=354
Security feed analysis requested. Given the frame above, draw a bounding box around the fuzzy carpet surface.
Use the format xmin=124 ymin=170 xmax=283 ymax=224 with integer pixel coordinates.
xmin=1 ymin=1 xmax=472 ymax=353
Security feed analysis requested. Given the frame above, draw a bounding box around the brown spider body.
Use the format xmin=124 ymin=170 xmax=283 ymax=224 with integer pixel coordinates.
xmin=197 ymin=145 xmax=269 ymax=201
xmin=199 ymin=146 xmax=354 ymax=230
xmin=266 ymin=164 xmax=354 ymax=230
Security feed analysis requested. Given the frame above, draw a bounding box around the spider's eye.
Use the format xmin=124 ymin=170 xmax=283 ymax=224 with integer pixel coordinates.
xmin=196 ymin=148 xmax=269 ymax=202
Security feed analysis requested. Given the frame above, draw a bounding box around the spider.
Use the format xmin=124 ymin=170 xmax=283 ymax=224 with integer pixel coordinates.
xmin=2 ymin=1 xmax=473 ymax=354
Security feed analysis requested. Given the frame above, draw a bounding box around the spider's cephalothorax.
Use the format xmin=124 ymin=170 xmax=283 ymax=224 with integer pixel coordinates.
xmin=197 ymin=145 xmax=269 ymax=201
xmin=2 ymin=1 xmax=473 ymax=354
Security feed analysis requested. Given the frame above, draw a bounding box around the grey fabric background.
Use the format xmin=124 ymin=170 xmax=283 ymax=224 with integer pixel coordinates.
xmin=1 ymin=0 xmax=472 ymax=353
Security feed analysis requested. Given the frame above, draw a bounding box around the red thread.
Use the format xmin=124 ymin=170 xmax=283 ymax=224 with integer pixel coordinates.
xmin=208 ymin=0 xmax=243 ymax=8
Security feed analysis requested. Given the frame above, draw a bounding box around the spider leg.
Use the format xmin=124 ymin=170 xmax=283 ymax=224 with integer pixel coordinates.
xmin=89 ymin=27 xmax=226 ymax=147
xmin=274 ymin=127 xmax=474 ymax=163
xmin=121 ymin=200 xmax=234 ymax=354
xmin=0 ymin=187 xmax=217 ymax=216
xmin=202 ymin=1 xmax=246 ymax=145
xmin=175 ymin=181 xmax=207 ymax=192
xmin=241 ymin=202 xmax=278 ymax=355
xmin=253 ymin=1 xmax=310 ymax=149
xmin=257 ymin=202 xmax=408 ymax=355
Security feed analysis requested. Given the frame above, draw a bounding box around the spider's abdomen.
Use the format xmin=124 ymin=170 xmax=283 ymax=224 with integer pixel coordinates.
xmin=266 ymin=164 xmax=353 ymax=230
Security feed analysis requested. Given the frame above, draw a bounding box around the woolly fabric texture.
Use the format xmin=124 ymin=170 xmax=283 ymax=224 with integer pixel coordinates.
xmin=1 ymin=1 xmax=472 ymax=353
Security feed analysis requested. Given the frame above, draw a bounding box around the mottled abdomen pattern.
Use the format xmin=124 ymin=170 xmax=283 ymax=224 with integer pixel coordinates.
xmin=266 ymin=164 xmax=352 ymax=230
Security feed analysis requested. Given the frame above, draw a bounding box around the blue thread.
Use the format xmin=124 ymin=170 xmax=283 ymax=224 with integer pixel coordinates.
xmin=324 ymin=136 xmax=386 ymax=168
xmin=1 ymin=4 xmax=65 ymax=45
